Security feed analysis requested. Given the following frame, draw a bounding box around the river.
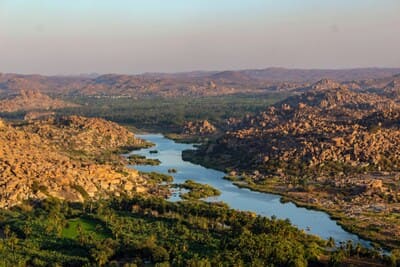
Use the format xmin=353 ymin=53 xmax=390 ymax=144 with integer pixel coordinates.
xmin=128 ymin=133 xmax=370 ymax=247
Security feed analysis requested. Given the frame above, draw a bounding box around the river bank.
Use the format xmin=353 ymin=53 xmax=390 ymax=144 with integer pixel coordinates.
xmin=129 ymin=133 xmax=373 ymax=248
xmin=226 ymin=179 xmax=390 ymax=250
xmin=182 ymin=146 xmax=400 ymax=250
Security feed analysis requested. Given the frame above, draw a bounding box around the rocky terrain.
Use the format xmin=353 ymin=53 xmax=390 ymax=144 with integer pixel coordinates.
xmin=0 ymin=116 xmax=152 ymax=208
xmin=1 ymin=68 xmax=400 ymax=98
xmin=21 ymin=115 xmax=145 ymax=160
xmin=186 ymin=79 xmax=400 ymax=248
xmin=0 ymin=73 xmax=87 ymax=95
xmin=0 ymin=90 xmax=78 ymax=112
xmin=182 ymin=120 xmax=217 ymax=136
xmin=200 ymin=79 xmax=400 ymax=171
xmin=2 ymin=69 xmax=400 ymax=248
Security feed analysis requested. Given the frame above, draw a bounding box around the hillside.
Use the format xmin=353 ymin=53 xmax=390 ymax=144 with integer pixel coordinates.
xmin=0 ymin=73 xmax=88 ymax=94
xmin=0 ymin=90 xmax=78 ymax=112
xmin=198 ymin=79 xmax=399 ymax=170
xmin=1 ymin=68 xmax=400 ymax=98
xmin=0 ymin=116 xmax=152 ymax=208
xmin=185 ymin=80 xmax=400 ymax=247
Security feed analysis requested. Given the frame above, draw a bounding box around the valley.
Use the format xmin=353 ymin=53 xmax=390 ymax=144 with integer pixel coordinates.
xmin=3 ymin=1 xmax=400 ymax=265
xmin=1 ymin=68 xmax=400 ymax=265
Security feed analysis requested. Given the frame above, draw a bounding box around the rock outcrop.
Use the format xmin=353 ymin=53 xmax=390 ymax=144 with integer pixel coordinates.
xmin=0 ymin=116 xmax=150 ymax=208
xmin=183 ymin=120 xmax=217 ymax=136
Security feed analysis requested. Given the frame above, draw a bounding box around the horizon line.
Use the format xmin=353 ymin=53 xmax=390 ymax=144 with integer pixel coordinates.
xmin=2 ymin=66 xmax=400 ymax=77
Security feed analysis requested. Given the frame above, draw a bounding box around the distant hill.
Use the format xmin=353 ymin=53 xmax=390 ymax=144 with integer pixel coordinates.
xmin=0 ymin=73 xmax=89 ymax=94
xmin=0 ymin=90 xmax=79 ymax=112
xmin=139 ymin=68 xmax=400 ymax=82
xmin=241 ymin=67 xmax=400 ymax=82
xmin=0 ymin=68 xmax=400 ymax=97
xmin=210 ymin=70 xmax=254 ymax=82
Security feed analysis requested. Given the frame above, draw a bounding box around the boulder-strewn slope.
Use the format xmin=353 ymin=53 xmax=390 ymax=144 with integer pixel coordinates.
xmin=0 ymin=116 xmax=150 ymax=208
xmin=22 ymin=115 xmax=141 ymax=159
xmin=186 ymin=80 xmax=400 ymax=247
xmin=201 ymin=80 xmax=400 ymax=173
xmin=182 ymin=120 xmax=217 ymax=136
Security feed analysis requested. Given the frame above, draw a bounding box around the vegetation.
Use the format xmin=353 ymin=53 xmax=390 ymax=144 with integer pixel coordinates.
xmin=55 ymin=94 xmax=287 ymax=132
xmin=0 ymin=195 xmax=391 ymax=266
xmin=185 ymin=150 xmax=400 ymax=250
xmin=1 ymin=85 xmax=398 ymax=265
xmin=62 ymin=217 xmax=111 ymax=240
xmin=115 ymin=142 xmax=154 ymax=154
xmin=178 ymin=180 xmax=221 ymax=200
xmin=141 ymin=172 xmax=174 ymax=184
xmin=127 ymin=154 xmax=161 ymax=166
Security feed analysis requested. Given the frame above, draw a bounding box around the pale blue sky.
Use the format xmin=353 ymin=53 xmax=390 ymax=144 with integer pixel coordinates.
xmin=1 ymin=0 xmax=399 ymax=74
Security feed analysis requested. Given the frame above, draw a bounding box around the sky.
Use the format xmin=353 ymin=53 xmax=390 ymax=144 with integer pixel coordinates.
xmin=1 ymin=0 xmax=400 ymax=75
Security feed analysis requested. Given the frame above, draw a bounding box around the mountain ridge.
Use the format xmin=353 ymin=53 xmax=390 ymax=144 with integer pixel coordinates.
xmin=1 ymin=68 xmax=400 ymax=97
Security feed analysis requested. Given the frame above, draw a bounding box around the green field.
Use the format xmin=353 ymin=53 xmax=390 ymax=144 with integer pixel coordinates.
xmin=62 ymin=217 xmax=111 ymax=240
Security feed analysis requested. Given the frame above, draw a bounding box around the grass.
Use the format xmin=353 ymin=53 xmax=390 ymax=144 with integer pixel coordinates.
xmin=62 ymin=217 xmax=111 ymax=240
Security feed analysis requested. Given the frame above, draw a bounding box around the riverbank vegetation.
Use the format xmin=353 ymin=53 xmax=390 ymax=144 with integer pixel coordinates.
xmin=177 ymin=180 xmax=221 ymax=200
xmin=201 ymin=171 xmax=400 ymax=251
xmin=0 ymin=196 xmax=393 ymax=266
xmin=127 ymin=154 xmax=161 ymax=166
xmin=140 ymin=172 xmax=174 ymax=184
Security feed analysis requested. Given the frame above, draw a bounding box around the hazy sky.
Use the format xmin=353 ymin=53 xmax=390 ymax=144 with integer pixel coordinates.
xmin=1 ymin=0 xmax=400 ymax=75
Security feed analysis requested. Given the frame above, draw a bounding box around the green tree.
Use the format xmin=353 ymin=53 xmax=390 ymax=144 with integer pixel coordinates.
xmin=151 ymin=246 xmax=170 ymax=263
xmin=90 ymin=238 xmax=116 ymax=266
xmin=390 ymin=248 xmax=400 ymax=267
xmin=328 ymin=249 xmax=345 ymax=267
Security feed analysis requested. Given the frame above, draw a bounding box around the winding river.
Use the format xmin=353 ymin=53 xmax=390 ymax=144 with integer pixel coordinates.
xmin=129 ymin=133 xmax=370 ymax=246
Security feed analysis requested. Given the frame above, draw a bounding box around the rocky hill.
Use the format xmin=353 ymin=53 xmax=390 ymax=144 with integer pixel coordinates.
xmin=196 ymin=80 xmax=400 ymax=173
xmin=22 ymin=115 xmax=142 ymax=159
xmin=0 ymin=90 xmax=78 ymax=112
xmin=0 ymin=116 xmax=152 ymax=208
xmin=185 ymin=80 xmax=400 ymax=246
xmin=76 ymin=74 xmax=264 ymax=97
xmin=1 ymin=68 xmax=400 ymax=98
xmin=0 ymin=73 xmax=87 ymax=95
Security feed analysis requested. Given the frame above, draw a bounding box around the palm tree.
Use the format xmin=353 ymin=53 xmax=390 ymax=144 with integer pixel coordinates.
xmin=91 ymin=238 xmax=115 ymax=266
xmin=327 ymin=237 xmax=335 ymax=248
xmin=306 ymin=242 xmax=321 ymax=261
xmin=23 ymin=224 xmax=32 ymax=238
xmin=91 ymin=248 xmax=109 ymax=266
xmin=3 ymin=225 xmax=11 ymax=239
xmin=345 ymin=240 xmax=353 ymax=256
xmin=7 ymin=233 xmax=19 ymax=261
xmin=355 ymin=243 xmax=362 ymax=257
